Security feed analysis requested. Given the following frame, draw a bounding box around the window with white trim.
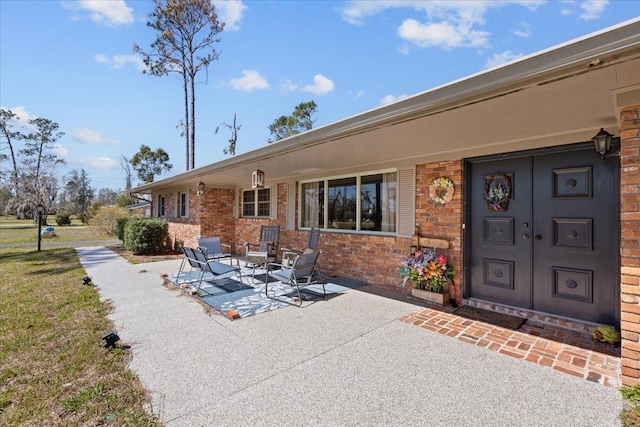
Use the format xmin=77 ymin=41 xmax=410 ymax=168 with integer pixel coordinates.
xmin=300 ymin=170 xmax=397 ymax=233
xmin=242 ymin=188 xmax=270 ymax=217
xmin=157 ymin=195 xmax=165 ymax=218
xmin=177 ymin=191 xmax=188 ymax=218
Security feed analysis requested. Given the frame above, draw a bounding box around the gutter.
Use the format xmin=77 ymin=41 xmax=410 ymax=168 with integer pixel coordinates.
xmin=132 ymin=17 xmax=640 ymax=194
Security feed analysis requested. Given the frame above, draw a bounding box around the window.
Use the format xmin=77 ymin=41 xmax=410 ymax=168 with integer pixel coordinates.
xmin=157 ymin=195 xmax=165 ymax=217
xmin=301 ymin=181 xmax=324 ymax=228
xmin=242 ymin=188 xmax=270 ymax=217
xmin=301 ymin=171 xmax=397 ymax=233
xmin=177 ymin=191 xmax=188 ymax=218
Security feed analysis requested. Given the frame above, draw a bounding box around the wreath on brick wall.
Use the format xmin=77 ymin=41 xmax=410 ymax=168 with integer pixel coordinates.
xmin=428 ymin=177 xmax=454 ymax=205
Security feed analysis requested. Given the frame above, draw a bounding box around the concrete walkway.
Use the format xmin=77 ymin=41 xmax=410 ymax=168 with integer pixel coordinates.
xmin=77 ymin=246 xmax=623 ymax=427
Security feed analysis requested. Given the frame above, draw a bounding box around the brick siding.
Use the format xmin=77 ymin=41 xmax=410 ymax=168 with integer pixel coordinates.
xmin=620 ymin=104 xmax=640 ymax=386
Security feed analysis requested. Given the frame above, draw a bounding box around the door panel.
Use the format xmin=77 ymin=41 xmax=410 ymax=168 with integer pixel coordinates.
xmin=469 ymin=156 xmax=532 ymax=308
xmin=532 ymin=150 xmax=619 ymax=324
xmin=467 ymin=145 xmax=619 ymax=324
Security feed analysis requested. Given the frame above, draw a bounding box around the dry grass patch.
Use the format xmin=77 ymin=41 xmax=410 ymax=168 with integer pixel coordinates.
xmin=0 ymin=247 xmax=161 ymax=426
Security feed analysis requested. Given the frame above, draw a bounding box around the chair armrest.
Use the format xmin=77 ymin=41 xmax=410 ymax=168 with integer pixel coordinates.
xmin=197 ymin=246 xmax=208 ymax=255
xmin=221 ymin=243 xmax=231 ymax=253
xmin=266 ymin=262 xmax=287 ymax=272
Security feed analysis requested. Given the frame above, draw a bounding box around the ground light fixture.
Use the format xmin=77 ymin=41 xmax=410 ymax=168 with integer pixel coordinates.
xmin=101 ymin=331 xmax=120 ymax=348
xmin=592 ymin=128 xmax=613 ymax=161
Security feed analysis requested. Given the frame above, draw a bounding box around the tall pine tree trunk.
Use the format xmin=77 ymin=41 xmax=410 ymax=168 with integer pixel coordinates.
xmin=182 ymin=68 xmax=190 ymax=171
xmin=189 ymin=69 xmax=196 ymax=170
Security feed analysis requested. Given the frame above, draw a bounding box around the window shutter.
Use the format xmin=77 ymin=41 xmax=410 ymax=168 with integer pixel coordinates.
xmin=234 ymin=189 xmax=240 ymax=219
xmin=270 ymin=185 xmax=278 ymax=220
xmin=397 ymin=167 xmax=415 ymax=236
xmin=286 ymin=182 xmax=296 ymax=230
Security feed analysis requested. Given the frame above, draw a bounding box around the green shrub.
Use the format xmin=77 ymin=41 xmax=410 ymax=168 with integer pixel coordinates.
xmin=89 ymin=206 xmax=134 ymax=238
xmin=77 ymin=212 xmax=89 ymax=224
xmin=116 ymin=217 xmax=130 ymax=242
xmin=621 ymin=383 xmax=640 ymax=426
xmin=124 ymin=218 xmax=168 ymax=255
xmin=55 ymin=211 xmax=71 ymax=226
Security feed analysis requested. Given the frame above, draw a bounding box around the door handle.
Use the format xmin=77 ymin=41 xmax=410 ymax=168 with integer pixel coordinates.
xmin=522 ymin=234 xmax=529 ymax=240
xmin=534 ymin=235 xmax=542 ymax=240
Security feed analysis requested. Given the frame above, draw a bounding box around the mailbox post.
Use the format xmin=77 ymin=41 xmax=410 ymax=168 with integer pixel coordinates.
xmin=36 ymin=204 xmax=43 ymax=252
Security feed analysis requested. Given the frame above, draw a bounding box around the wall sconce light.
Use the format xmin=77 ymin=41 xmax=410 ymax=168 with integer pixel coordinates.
xmin=592 ymin=128 xmax=613 ymax=161
xmin=252 ymin=169 xmax=265 ymax=189
xmin=197 ymin=180 xmax=205 ymax=196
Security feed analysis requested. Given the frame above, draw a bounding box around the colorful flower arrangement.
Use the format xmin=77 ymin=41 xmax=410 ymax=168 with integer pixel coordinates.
xmin=485 ymin=182 xmax=510 ymax=210
xmin=399 ymin=249 xmax=455 ymax=293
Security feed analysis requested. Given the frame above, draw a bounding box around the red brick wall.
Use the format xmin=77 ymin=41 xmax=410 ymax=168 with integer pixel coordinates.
xmin=162 ymin=189 xmax=201 ymax=249
xmin=198 ymin=188 xmax=236 ymax=253
xmin=415 ymin=161 xmax=464 ymax=303
xmin=620 ymin=103 xmax=640 ymax=386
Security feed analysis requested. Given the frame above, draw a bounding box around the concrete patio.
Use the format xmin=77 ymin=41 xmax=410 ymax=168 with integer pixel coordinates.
xmin=77 ymin=246 xmax=623 ymax=426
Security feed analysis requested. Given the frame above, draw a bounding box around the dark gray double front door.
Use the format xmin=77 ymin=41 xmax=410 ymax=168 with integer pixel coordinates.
xmin=467 ymin=144 xmax=619 ymax=324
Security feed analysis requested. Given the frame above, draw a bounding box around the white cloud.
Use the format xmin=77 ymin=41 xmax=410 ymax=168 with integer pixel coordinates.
xmin=63 ymin=0 xmax=134 ymax=27
xmin=94 ymin=53 xmax=147 ymax=72
xmin=379 ymin=94 xmax=410 ymax=106
xmin=281 ymin=79 xmax=298 ymax=92
xmin=0 ymin=105 xmax=37 ymax=128
xmin=72 ymin=128 xmax=118 ymax=145
xmin=484 ymin=50 xmax=524 ymax=69
xmin=213 ymin=0 xmax=247 ymax=32
xmin=229 ymin=70 xmax=269 ymax=91
xmin=50 ymin=144 xmax=69 ymax=159
xmin=339 ymin=1 xmax=547 ymax=50
xmin=513 ymin=21 xmax=531 ymax=38
xmin=579 ymin=0 xmax=608 ymax=20
xmin=77 ymin=157 xmax=120 ymax=170
xmin=398 ymin=18 xmax=489 ymax=49
xmin=301 ymin=74 xmax=335 ymax=96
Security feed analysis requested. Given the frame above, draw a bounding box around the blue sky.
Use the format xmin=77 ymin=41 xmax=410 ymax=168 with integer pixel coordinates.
xmin=1 ymin=0 xmax=639 ymax=192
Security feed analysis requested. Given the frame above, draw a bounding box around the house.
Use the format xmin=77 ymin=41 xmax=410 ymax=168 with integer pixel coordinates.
xmin=126 ymin=200 xmax=151 ymax=217
xmin=133 ymin=18 xmax=640 ymax=385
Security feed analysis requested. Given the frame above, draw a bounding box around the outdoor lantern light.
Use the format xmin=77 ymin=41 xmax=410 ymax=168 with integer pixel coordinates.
xmin=592 ymin=128 xmax=613 ymax=161
xmin=251 ymin=168 xmax=265 ymax=189
xmin=197 ymin=180 xmax=206 ymax=196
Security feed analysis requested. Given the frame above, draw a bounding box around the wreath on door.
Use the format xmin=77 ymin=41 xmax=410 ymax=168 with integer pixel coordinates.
xmin=484 ymin=173 xmax=511 ymax=211
xmin=429 ymin=177 xmax=454 ymax=205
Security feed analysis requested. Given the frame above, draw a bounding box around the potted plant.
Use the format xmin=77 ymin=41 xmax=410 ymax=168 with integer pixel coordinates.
xmin=399 ymin=249 xmax=454 ymax=305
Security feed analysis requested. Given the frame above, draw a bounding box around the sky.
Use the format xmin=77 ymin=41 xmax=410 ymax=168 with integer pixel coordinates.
xmin=1 ymin=0 xmax=639 ymax=192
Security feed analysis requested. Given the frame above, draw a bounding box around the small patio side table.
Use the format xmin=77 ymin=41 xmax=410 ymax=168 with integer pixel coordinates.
xmin=236 ymin=255 xmax=269 ymax=283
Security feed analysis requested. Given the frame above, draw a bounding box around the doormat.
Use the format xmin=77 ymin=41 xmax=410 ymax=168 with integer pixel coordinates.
xmin=453 ymin=305 xmax=527 ymax=330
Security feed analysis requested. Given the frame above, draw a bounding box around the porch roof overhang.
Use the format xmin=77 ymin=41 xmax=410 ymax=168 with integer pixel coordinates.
xmin=133 ymin=18 xmax=640 ymax=195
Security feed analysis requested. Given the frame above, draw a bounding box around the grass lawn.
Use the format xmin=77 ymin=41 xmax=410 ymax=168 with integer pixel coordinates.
xmin=0 ymin=217 xmax=162 ymax=426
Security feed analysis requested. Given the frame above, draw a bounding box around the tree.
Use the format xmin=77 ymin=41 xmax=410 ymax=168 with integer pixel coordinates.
xmin=130 ymin=144 xmax=173 ymax=184
xmin=0 ymin=109 xmax=21 ymax=201
xmin=12 ymin=117 xmax=65 ymax=219
xmin=134 ymin=0 xmax=224 ymax=171
xmin=268 ymin=100 xmax=317 ymax=143
xmin=119 ymin=155 xmax=133 ymax=190
xmin=64 ymin=169 xmax=94 ymax=216
xmin=215 ymin=113 xmax=241 ymax=155
xmin=97 ymin=188 xmax=121 ymax=205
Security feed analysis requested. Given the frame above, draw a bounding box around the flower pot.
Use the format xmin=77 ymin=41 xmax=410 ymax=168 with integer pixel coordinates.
xmin=411 ymin=288 xmax=450 ymax=305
